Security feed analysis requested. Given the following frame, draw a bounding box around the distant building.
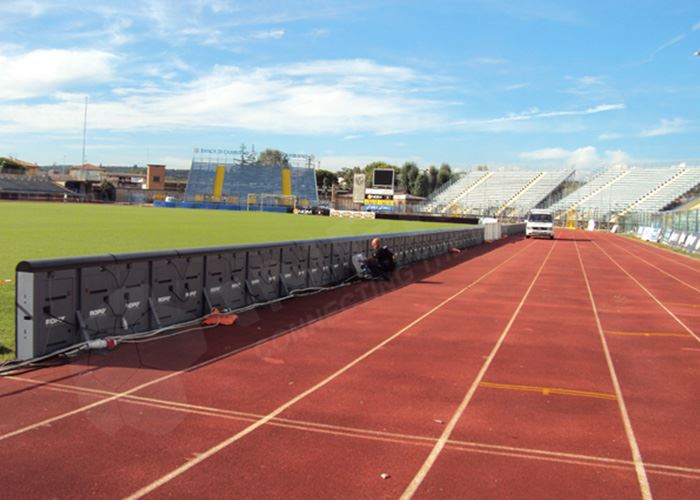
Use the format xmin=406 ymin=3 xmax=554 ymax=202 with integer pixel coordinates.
xmin=69 ymin=164 xmax=104 ymax=182
xmin=147 ymin=164 xmax=166 ymax=190
xmin=0 ymin=157 xmax=40 ymax=175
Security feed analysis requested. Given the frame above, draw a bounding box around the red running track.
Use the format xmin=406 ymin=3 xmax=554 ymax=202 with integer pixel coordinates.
xmin=0 ymin=230 xmax=698 ymax=499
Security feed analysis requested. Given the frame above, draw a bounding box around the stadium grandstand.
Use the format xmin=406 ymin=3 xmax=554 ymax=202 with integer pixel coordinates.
xmin=550 ymin=164 xmax=700 ymax=224
xmin=0 ymin=157 xmax=79 ymax=200
xmin=420 ymin=168 xmax=574 ymax=217
xmin=0 ymin=174 xmax=79 ymax=201
xmin=184 ymin=147 xmax=318 ymax=209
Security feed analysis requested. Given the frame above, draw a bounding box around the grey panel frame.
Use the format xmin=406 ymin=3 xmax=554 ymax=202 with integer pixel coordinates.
xmin=15 ymin=226 xmax=485 ymax=360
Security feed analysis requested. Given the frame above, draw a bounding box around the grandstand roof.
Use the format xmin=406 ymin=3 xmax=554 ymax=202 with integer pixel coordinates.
xmin=72 ymin=164 xmax=104 ymax=171
xmin=10 ymin=158 xmax=39 ymax=170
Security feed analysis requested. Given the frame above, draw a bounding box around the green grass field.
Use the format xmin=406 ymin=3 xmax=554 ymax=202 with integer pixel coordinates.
xmin=0 ymin=202 xmax=457 ymax=358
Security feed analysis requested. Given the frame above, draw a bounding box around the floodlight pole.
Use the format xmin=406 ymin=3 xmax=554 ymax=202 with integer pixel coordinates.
xmin=81 ymin=96 xmax=88 ymax=166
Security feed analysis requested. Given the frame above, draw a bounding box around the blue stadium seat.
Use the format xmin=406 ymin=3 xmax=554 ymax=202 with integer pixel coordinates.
xmin=185 ymin=163 xmax=319 ymax=205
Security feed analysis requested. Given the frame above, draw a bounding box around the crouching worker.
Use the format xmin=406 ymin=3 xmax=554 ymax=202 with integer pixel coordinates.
xmin=352 ymin=237 xmax=396 ymax=280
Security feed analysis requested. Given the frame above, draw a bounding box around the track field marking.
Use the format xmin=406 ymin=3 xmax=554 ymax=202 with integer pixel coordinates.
xmin=604 ymin=238 xmax=700 ymax=293
xmin=2 ymin=246 xmax=518 ymax=445
xmin=2 ymin=239 xmax=527 ymax=441
xmin=575 ymin=240 xmax=652 ymax=500
xmin=606 ymin=331 xmax=690 ymax=338
xmin=124 ymin=241 xmax=540 ymax=499
xmin=613 ymin=234 xmax=700 ymax=271
xmin=400 ymin=241 xmax=557 ymax=499
xmin=479 ymin=381 xmax=617 ymax=400
xmin=664 ymin=302 xmax=700 ymax=309
xmin=7 ymin=375 xmax=699 ymax=482
xmin=592 ymin=240 xmax=700 ymax=345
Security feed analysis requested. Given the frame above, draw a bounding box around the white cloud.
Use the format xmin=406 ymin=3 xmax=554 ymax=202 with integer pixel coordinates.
xmin=319 ymin=155 xmax=415 ymax=171
xmin=468 ymin=57 xmax=508 ymax=65
xmin=519 ymin=147 xmax=572 ymax=161
xmin=159 ymin=156 xmax=192 ymax=169
xmin=0 ymin=49 xmax=117 ymax=100
xmin=502 ymin=83 xmax=528 ymax=91
xmin=605 ymin=150 xmax=631 ymax=165
xmin=693 ymin=21 xmax=700 ymax=31
xmin=307 ymin=28 xmax=330 ymax=38
xmin=649 ymin=33 xmax=687 ymax=61
xmin=519 ymin=146 xmax=630 ymax=170
xmin=563 ymin=75 xmax=611 ymax=98
xmin=459 ymin=103 xmax=624 ymax=128
xmin=0 ymin=59 xmax=442 ymax=135
xmin=252 ymin=29 xmax=285 ymax=40
xmin=194 ymin=0 xmax=236 ymax=14
xmin=0 ymin=0 xmax=46 ymax=17
xmin=598 ymin=133 xmax=623 ymax=140
xmin=640 ymin=118 xmax=688 ymax=137
xmin=275 ymin=59 xmax=417 ymax=82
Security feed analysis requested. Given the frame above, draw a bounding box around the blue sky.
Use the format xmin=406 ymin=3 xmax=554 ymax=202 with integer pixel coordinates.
xmin=0 ymin=0 xmax=699 ymax=175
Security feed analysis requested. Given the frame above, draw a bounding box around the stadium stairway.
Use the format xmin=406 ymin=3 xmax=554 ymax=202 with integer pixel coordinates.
xmin=549 ymin=166 xmax=630 ymax=214
xmin=495 ymin=171 xmax=545 ymax=217
xmin=442 ymin=171 xmax=493 ymax=213
xmin=620 ymin=166 xmax=700 ymax=215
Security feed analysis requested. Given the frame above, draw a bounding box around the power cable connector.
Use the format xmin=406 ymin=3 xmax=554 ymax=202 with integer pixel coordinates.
xmin=86 ymin=338 xmax=119 ymax=350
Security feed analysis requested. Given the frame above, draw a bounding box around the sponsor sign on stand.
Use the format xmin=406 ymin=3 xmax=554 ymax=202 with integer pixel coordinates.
xmin=364 ymin=187 xmax=395 ymax=211
xmin=352 ymin=174 xmax=366 ymax=204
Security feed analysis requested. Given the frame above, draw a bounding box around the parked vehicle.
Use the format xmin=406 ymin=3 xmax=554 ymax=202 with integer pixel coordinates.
xmin=526 ymin=209 xmax=554 ymax=239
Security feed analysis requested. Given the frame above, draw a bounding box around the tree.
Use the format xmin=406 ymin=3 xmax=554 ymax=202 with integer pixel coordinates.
xmin=0 ymin=157 xmax=27 ymax=174
xmin=93 ymin=180 xmax=116 ymax=201
xmin=437 ymin=163 xmax=453 ymax=188
xmin=400 ymin=161 xmax=420 ymax=193
xmin=315 ymin=169 xmax=338 ymax=190
xmin=257 ymin=149 xmax=288 ymax=167
xmin=412 ymin=172 xmax=430 ymax=198
xmin=337 ymin=166 xmax=363 ymax=190
xmin=363 ymin=161 xmax=400 ymax=188
xmin=426 ymin=165 xmax=439 ymax=194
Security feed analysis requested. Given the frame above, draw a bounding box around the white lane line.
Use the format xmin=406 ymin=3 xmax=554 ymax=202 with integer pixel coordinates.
xmin=0 ymin=239 xmax=533 ymax=444
xmin=575 ymin=240 xmax=653 ymax=500
xmin=603 ymin=237 xmax=700 ymax=293
xmin=125 ymin=242 xmax=540 ymax=500
xmin=0 ymin=277 xmax=437 ymax=442
xmin=11 ymin=372 xmax=699 ymax=481
xmin=400 ymin=241 xmax=557 ymax=499
xmin=592 ymin=240 xmax=700 ymax=345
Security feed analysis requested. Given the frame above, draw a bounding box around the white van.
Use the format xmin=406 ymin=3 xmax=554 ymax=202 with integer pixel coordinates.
xmin=526 ymin=209 xmax=555 ymax=239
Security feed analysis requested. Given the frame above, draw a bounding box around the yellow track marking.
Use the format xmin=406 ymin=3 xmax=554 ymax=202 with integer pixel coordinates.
xmin=606 ymin=330 xmax=690 ymax=338
xmin=575 ymin=240 xmax=652 ymax=500
xmin=401 ymin=242 xmax=558 ymax=499
xmin=593 ymin=240 xmax=700 ymax=345
xmin=126 ymin=242 xmax=540 ymax=500
xmin=665 ymin=302 xmax=700 ymax=309
xmin=0 ymin=239 xmax=536 ymax=447
xmin=5 ymin=374 xmax=699 ymax=482
xmin=479 ymin=381 xmax=617 ymax=401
